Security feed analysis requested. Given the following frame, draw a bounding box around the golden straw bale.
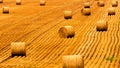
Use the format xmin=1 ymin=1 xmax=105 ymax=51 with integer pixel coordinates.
xmin=108 ymin=7 xmax=115 ymax=15
xmin=81 ymin=8 xmax=91 ymax=16
xmin=112 ymin=1 xmax=118 ymax=7
xmin=63 ymin=55 xmax=84 ymax=68
xmin=97 ymin=1 xmax=105 ymax=7
xmin=3 ymin=6 xmax=9 ymax=14
xmin=11 ymin=42 xmax=26 ymax=57
xmin=40 ymin=0 xmax=46 ymax=6
xmin=64 ymin=11 xmax=72 ymax=19
xmin=16 ymin=0 xmax=21 ymax=5
xmin=84 ymin=2 xmax=90 ymax=8
xmin=96 ymin=20 xmax=108 ymax=31
xmin=59 ymin=26 xmax=75 ymax=38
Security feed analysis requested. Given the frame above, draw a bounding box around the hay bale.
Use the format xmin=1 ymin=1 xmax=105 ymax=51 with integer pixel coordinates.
xmin=97 ymin=1 xmax=105 ymax=7
xmin=84 ymin=2 xmax=90 ymax=8
xmin=64 ymin=11 xmax=72 ymax=19
xmin=3 ymin=6 xmax=9 ymax=14
xmin=108 ymin=8 xmax=115 ymax=15
xmin=81 ymin=8 xmax=91 ymax=16
xmin=40 ymin=0 xmax=46 ymax=6
xmin=112 ymin=1 xmax=118 ymax=7
xmin=16 ymin=0 xmax=21 ymax=5
xmin=11 ymin=42 xmax=26 ymax=57
xmin=96 ymin=20 xmax=108 ymax=31
xmin=62 ymin=55 xmax=84 ymax=68
xmin=59 ymin=26 xmax=75 ymax=38
xmin=0 ymin=0 xmax=3 ymax=3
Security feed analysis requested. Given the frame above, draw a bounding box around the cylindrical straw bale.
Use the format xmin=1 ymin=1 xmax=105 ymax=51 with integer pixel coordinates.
xmin=11 ymin=42 xmax=26 ymax=57
xmin=84 ymin=2 xmax=90 ymax=8
xmin=59 ymin=26 xmax=75 ymax=38
xmin=112 ymin=1 xmax=118 ymax=7
xmin=81 ymin=8 xmax=91 ymax=16
xmin=40 ymin=0 xmax=46 ymax=6
xmin=96 ymin=20 xmax=108 ymax=31
xmin=16 ymin=0 xmax=21 ymax=5
xmin=64 ymin=11 xmax=72 ymax=19
xmin=108 ymin=8 xmax=115 ymax=15
xmin=63 ymin=55 xmax=84 ymax=68
xmin=97 ymin=1 xmax=105 ymax=7
xmin=3 ymin=6 xmax=9 ymax=14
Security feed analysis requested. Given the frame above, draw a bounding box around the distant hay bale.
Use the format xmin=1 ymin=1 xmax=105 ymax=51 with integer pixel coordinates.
xmin=11 ymin=42 xmax=26 ymax=57
xmin=40 ymin=0 xmax=46 ymax=6
xmin=3 ymin=6 xmax=9 ymax=14
xmin=62 ymin=55 xmax=84 ymax=68
xmin=64 ymin=11 xmax=72 ymax=19
xmin=97 ymin=1 xmax=105 ymax=7
xmin=81 ymin=8 xmax=91 ymax=16
xmin=84 ymin=2 xmax=90 ymax=8
xmin=112 ymin=1 xmax=118 ymax=7
xmin=16 ymin=0 xmax=21 ymax=5
xmin=108 ymin=8 xmax=115 ymax=15
xmin=59 ymin=26 xmax=75 ymax=38
xmin=96 ymin=20 xmax=108 ymax=31
xmin=0 ymin=0 xmax=3 ymax=3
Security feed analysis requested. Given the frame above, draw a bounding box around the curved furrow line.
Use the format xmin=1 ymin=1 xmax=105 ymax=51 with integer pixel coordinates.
xmin=85 ymin=31 xmax=100 ymax=67
xmin=93 ymin=15 xmax=117 ymax=67
xmin=30 ymin=0 xmax=96 ymax=66
xmin=100 ymin=18 xmax=113 ymax=67
xmin=45 ymin=0 xmax=98 ymax=66
xmin=93 ymin=31 xmax=107 ymax=67
xmin=0 ymin=2 xmax=81 ymax=65
xmin=0 ymin=0 xmax=75 ymax=35
xmin=0 ymin=0 xmax=85 ymax=65
xmin=0 ymin=0 xmax=82 ymax=49
xmin=102 ymin=14 xmax=117 ymax=67
xmin=71 ymin=0 xmax=108 ymax=56
xmin=109 ymin=15 xmax=119 ymax=67
xmin=87 ymin=32 xmax=102 ymax=68
xmin=0 ymin=2 xmax=80 ymax=57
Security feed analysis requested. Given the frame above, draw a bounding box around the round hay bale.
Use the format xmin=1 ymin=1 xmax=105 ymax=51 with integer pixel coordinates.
xmin=40 ymin=0 xmax=46 ymax=6
xmin=59 ymin=26 xmax=75 ymax=38
xmin=112 ymin=1 xmax=118 ymax=7
xmin=11 ymin=42 xmax=26 ymax=57
xmin=81 ymin=8 xmax=91 ymax=16
xmin=0 ymin=0 xmax=3 ymax=3
xmin=3 ymin=6 xmax=9 ymax=14
xmin=97 ymin=1 xmax=105 ymax=7
xmin=64 ymin=11 xmax=72 ymax=19
xmin=108 ymin=8 xmax=115 ymax=15
xmin=16 ymin=0 xmax=21 ymax=5
xmin=84 ymin=2 xmax=90 ymax=8
xmin=62 ymin=55 xmax=84 ymax=68
xmin=96 ymin=20 xmax=108 ymax=31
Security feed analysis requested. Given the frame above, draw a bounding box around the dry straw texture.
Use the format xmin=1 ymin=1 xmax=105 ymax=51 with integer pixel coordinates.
xmin=16 ymin=0 xmax=21 ymax=5
xmin=84 ymin=2 xmax=90 ymax=8
xmin=40 ymin=0 xmax=46 ymax=6
xmin=81 ymin=8 xmax=91 ymax=16
xmin=108 ymin=7 xmax=115 ymax=15
xmin=3 ymin=6 xmax=9 ymax=14
xmin=96 ymin=20 xmax=108 ymax=31
xmin=112 ymin=1 xmax=118 ymax=7
xmin=62 ymin=55 xmax=84 ymax=68
xmin=97 ymin=1 xmax=105 ymax=7
xmin=64 ymin=11 xmax=72 ymax=19
xmin=11 ymin=42 xmax=26 ymax=57
xmin=59 ymin=26 xmax=75 ymax=38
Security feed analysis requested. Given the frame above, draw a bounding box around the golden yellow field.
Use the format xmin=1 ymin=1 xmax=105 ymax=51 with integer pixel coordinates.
xmin=0 ymin=0 xmax=120 ymax=68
